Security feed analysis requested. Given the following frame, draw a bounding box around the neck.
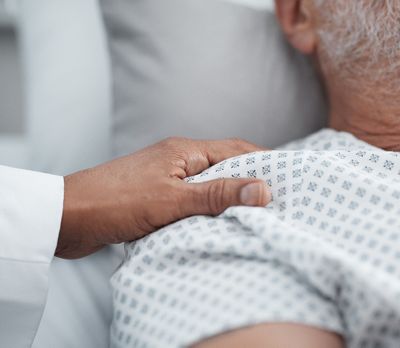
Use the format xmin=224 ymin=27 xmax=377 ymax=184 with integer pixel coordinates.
xmin=327 ymin=81 xmax=400 ymax=151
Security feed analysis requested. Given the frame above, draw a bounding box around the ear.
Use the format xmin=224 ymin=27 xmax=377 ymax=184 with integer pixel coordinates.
xmin=275 ymin=0 xmax=317 ymax=55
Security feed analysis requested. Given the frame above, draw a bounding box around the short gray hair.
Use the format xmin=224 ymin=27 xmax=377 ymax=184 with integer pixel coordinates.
xmin=315 ymin=0 xmax=400 ymax=86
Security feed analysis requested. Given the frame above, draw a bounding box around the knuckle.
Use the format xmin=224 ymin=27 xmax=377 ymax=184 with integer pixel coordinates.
xmin=228 ymin=137 xmax=247 ymax=148
xmin=163 ymin=136 xmax=180 ymax=146
xmin=206 ymin=180 xmax=226 ymax=215
xmin=162 ymin=136 xmax=191 ymax=149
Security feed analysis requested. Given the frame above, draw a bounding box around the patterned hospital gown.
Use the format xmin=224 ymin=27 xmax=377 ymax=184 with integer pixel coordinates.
xmin=111 ymin=129 xmax=400 ymax=348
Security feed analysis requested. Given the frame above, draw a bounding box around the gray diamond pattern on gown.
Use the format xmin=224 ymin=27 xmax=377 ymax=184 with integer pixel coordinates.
xmin=111 ymin=129 xmax=400 ymax=348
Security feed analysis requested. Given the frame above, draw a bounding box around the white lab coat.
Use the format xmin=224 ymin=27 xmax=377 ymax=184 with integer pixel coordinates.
xmin=0 ymin=165 xmax=63 ymax=348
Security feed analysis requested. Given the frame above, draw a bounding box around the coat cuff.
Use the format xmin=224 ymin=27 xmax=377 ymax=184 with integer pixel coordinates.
xmin=0 ymin=165 xmax=64 ymax=263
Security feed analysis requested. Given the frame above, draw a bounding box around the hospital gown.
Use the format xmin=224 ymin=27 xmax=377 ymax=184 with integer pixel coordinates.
xmin=111 ymin=129 xmax=400 ymax=348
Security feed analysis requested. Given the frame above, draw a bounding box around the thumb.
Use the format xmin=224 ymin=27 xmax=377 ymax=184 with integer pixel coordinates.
xmin=182 ymin=178 xmax=272 ymax=217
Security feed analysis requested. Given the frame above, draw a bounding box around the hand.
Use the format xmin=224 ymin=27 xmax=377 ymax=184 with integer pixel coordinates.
xmin=57 ymin=137 xmax=271 ymax=259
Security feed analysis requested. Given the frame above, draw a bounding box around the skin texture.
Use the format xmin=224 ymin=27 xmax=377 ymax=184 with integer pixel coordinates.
xmin=58 ymin=137 xmax=271 ymax=259
xmin=193 ymin=323 xmax=344 ymax=348
xmin=276 ymin=0 xmax=400 ymax=151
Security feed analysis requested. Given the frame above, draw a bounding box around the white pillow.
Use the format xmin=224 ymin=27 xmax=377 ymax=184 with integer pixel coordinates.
xmin=102 ymin=0 xmax=327 ymax=157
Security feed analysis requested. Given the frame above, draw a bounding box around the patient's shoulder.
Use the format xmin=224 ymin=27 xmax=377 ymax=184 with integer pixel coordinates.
xmin=279 ymin=128 xmax=377 ymax=152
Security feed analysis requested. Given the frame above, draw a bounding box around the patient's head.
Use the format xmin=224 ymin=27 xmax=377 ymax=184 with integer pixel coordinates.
xmin=277 ymin=0 xmax=400 ymax=90
xmin=275 ymin=0 xmax=400 ymax=150
xmin=316 ymin=1 xmax=400 ymax=85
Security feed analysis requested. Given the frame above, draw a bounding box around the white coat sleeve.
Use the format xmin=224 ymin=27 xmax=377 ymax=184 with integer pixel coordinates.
xmin=0 ymin=165 xmax=64 ymax=348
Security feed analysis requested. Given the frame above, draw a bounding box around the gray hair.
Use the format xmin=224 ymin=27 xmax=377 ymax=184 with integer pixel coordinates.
xmin=315 ymin=0 xmax=400 ymax=87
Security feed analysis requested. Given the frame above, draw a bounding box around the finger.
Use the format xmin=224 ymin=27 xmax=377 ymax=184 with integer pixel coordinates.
xmin=202 ymin=138 xmax=268 ymax=165
xmin=180 ymin=178 xmax=272 ymax=217
xmin=185 ymin=138 xmax=269 ymax=176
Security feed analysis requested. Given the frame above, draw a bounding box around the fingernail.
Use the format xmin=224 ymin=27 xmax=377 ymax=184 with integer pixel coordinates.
xmin=240 ymin=182 xmax=270 ymax=206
